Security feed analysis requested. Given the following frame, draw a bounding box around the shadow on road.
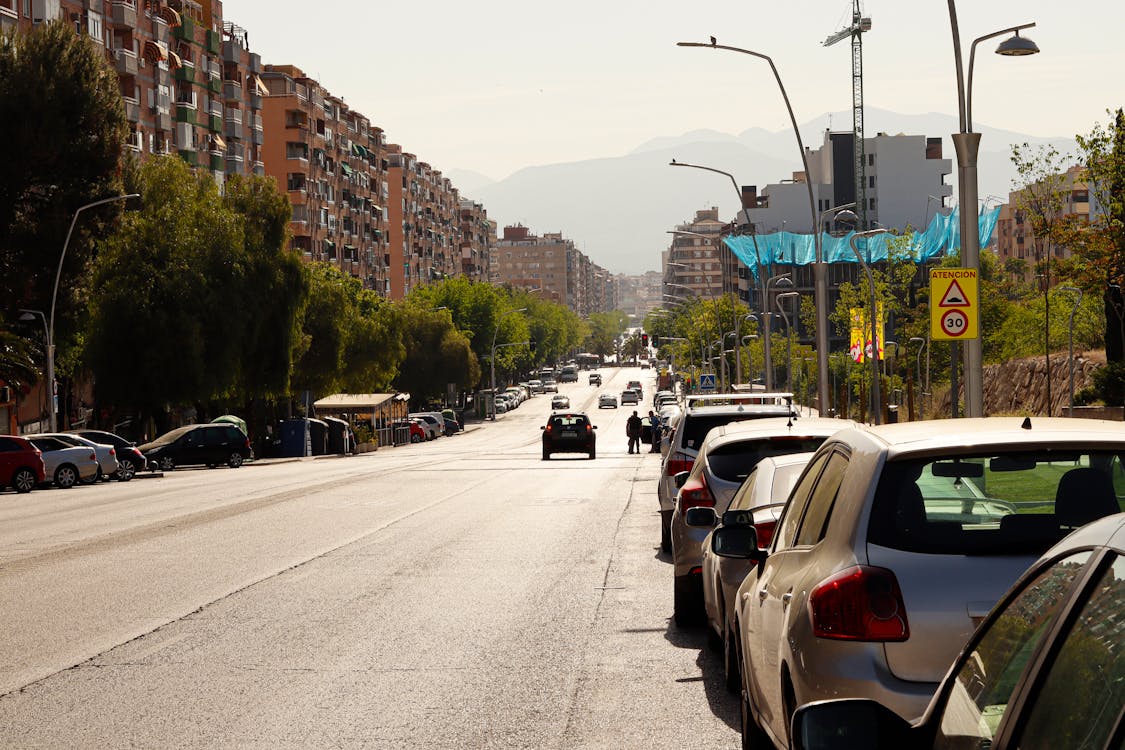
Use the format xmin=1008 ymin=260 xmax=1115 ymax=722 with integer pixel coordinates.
xmin=664 ymin=619 xmax=740 ymax=731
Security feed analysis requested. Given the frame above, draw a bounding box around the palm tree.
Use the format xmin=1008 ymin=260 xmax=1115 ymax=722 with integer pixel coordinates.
xmin=0 ymin=320 xmax=40 ymax=393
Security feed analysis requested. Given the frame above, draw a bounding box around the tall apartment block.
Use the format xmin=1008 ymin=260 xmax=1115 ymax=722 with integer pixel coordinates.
xmin=260 ymin=64 xmax=389 ymax=291
xmin=493 ymin=225 xmax=613 ymax=315
xmin=664 ymin=208 xmax=726 ymax=303
xmin=458 ymin=199 xmax=493 ymax=284
xmin=995 ymin=165 xmax=1091 ymax=284
xmin=4 ymin=1 xmax=265 ymax=182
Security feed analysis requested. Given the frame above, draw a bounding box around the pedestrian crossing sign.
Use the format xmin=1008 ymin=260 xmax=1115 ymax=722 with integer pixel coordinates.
xmin=699 ymin=373 xmax=717 ymax=392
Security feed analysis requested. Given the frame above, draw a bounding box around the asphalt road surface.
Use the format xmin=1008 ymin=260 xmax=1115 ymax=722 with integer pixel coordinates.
xmin=0 ymin=367 xmax=741 ymax=748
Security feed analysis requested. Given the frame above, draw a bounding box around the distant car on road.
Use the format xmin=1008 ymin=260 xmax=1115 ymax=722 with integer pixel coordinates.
xmin=70 ymin=429 xmax=147 ymax=480
xmin=551 ymin=395 xmax=570 ymax=410
xmin=598 ymin=394 xmax=618 ymax=409
xmin=627 ymin=380 xmax=643 ymax=397
xmin=588 ymin=373 xmax=602 ymax=386
xmin=42 ymin=433 xmax=118 ymax=484
xmin=541 ymin=412 xmax=596 ymax=460
xmin=139 ymin=424 xmax=251 ymax=471
xmin=621 ymin=389 xmax=639 ymax=405
xmin=0 ymin=435 xmax=45 ymax=494
xmin=559 ymin=365 xmax=579 ymax=383
xmin=541 ymin=378 xmax=559 ymax=393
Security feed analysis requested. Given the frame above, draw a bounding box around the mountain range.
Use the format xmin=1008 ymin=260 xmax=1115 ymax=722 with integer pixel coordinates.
xmin=456 ymin=106 xmax=1079 ymax=275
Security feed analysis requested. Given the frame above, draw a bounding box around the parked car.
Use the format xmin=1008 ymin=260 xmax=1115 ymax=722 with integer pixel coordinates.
xmin=139 ymin=424 xmax=251 ymax=471
xmin=541 ymin=412 xmax=596 ymax=460
xmin=588 ymin=373 xmax=602 ymax=386
xmin=26 ymin=436 xmax=99 ymax=488
xmin=656 ymin=402 xmax=794 ymax=553
xmin=671 ymin=418 xmax=850 ymax=625
xmin=559 ymin=365 xmax=579 ymax=383
xmin=598 ymin=393 xmax=618 ymax=409
xmin=394 ymin=419 xmax=427 ymax=443
xmin=654 ymin=390 xmax=676 ymax=408
xmin=42 ymin=433 xmax=118 ymax=483
xmin=70 ymin=429 xmax=146 ymax=480
xmin=541 ymin=378 xmax=559 ymax=393
xmin=0 ymin=435 xmax=45 ymax=493
xmin=721 ymin=417 xmax=1125 ymax=750
xmin=789 ymin=511 xmax=1125 ymax=750
xmin=551 ymin=395 xmax=570 ymax=410
xmin=528 ymin=379 xmax=544 ymax=394
xmin=413 ymin=411 xmax=456 ymax=436
xmin=409 ymin=413 xmax=443 ymax=439
xmin=621 ymin=389 xmax=640 ymax=405
xmin=694 ymin=452 xmax=818 ymax=691
xmin=493 ymin=396 xmax=509 ymax=415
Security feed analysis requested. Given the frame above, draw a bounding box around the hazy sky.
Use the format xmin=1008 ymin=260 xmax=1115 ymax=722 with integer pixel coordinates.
xmin=231 ymin=0 xmax=1119 ymax=183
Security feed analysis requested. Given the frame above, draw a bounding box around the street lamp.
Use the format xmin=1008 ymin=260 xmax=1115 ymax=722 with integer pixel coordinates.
xmin=488 ymin=307 xmax=527 ymax=420
xmin=46 ymin=193 xmax=139 ymax=431
xmin=776 ymin=291 xmax=801 ymax=397
xmin=762 ymin=273 xmax=793 ymax=391
xmin=18 ymin=309 xmax=49 ymax=422
xmin=848 ymin=228 xmax=890 ymax=424
xmin=678 ymin=39 xmax=834 ymax=414
xmin=909 ymin=336 xmax=928 ymax=420
xmin=1059 ymin=286 xmax=1083 ymax=415
xmin=946 ymin=6 xmax=1039 ymax=417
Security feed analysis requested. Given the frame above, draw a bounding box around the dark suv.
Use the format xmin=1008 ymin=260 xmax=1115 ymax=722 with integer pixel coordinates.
xmin=541 ymin=412 xmax=597 ymax=460
xmin=70 ymin=429 xmax=147 ymax=481
xmin=140 ymin=424 xmax=251 ymax=471
xmin=0 ymin=435 xmax=45 ymax=493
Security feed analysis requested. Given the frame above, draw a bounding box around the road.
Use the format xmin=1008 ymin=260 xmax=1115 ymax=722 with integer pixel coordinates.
xmin=0 ymin=367 xmax=740 ymax=748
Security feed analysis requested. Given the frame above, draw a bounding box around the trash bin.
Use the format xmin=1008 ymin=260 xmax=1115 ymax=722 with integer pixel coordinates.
xmin=324 ymin=417 xmax=352 ymax=454
xmin=308 ymin=418 xmax=328 ymax=455
xmin=279 ymin=418 xmax=312 ymax=457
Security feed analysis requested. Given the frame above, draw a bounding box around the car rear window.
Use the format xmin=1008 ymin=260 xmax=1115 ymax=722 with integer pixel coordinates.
xmin=550 ymin=415 xmax=588 ymax=429
xmin=868 ymin=450 xmax=1125 ymax=555
xmin=680 ymin=413 xmax=789 ymax=451
xmin=707 ymin=437 xmax=827 ymax=482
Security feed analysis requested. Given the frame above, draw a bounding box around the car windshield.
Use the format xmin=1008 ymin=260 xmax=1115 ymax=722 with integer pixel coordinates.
xmin=706 ymin=437 xmax=827 ymax=482
xmin=868 ymin=450 xmax=1125 ymax=555
xmin=151 ymin=426 xmax=196 ymax=445
xmin=549 ymin=415 xmax=588 ymax=429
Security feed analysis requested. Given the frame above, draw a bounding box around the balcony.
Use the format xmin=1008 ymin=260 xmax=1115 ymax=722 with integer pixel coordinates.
xmin=110 ymin=1 xmax=136 ymax=28
xmin=222 ymin=80 xmax=242 ymax=102
xmin=173 ymin=16 xmax=195 ymax=42
xmin=252 ymin=161 xmax=265 ymax=177
xmin=207 ymin=113 xmax=221 ymax=132
xmin=224 ymin=121 xmax=242 ymax=140
xmin=178 ymin=149 xmax=198 ymax=167
xmin=205 ymin=29 xmax=220 ymax=55
xmin=248 ymin=52 xmax=261 ymax=73
xmin=123 ymin=97 xmax=140 ymax=122
xmin=251 ymin=128 xmax=263 ymax=146
xmin=207 ymin=77 xmax=221 ymax=95
xmin=112 ymin=48 xmax=138 ymax=77
xmin=174 ymin=105 xmax=196 ymax=124
xmin=174 ymin=64 xmax=195 ymax=83
xmin=249 ymin=92 xmax=262 ymax=110
xmin=221 ymin=39 xmax=242 ymax=63
xmin=154 ymin=112 xmax=172 ymax=131
xmin=210 ymin=152 xmax=224 ymax=172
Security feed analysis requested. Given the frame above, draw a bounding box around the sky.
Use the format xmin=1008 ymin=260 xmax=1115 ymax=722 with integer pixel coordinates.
xmin=230 ymin=0 xmax=1121 ymax=183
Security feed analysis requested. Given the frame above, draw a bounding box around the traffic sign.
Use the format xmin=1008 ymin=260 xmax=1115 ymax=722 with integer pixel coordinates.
xmin=699 ymin=373 xmax=717 ymax=393
xmin=931 ymin=268 xmax=979 ymax=340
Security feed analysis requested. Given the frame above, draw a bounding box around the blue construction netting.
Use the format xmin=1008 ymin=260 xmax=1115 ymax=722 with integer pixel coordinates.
xmin=722 ymin=206 xmax=1001 ymax=280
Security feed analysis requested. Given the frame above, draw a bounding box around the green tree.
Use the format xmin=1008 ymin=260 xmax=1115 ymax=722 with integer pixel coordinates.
xmin=393 ymin=307 xmax=479 ymax=406
xmin=585 ymin=311 xmax=628 ymax=358
xmin=0 ymin=21 xmax=127 ymax=340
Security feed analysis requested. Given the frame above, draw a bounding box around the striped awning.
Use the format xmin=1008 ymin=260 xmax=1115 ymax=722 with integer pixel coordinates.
xmin=142 ymin=40 xmax=168 ymax=63
xmin=158 ymin=6 xmax=181 ymax=27
xmin=167 ymin=49 xmax=182 ymax=69
xmin=253 ymin=75 xmax=269 ymax=97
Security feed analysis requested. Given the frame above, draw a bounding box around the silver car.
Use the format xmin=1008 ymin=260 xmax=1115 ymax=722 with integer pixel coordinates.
xmin=656 ymin=403 xmax=794 ymax=553
xmin=695 ymin=452 xmax=817 ymax=691
xmin=723 ymin=417 xmax=1125 ymax=750
xmin=41 ymin=433 xmax=118 ymax=483
xmin=25 ymin=435 xmax=100 ymax=489
xmin=671 ymin=417 xmax=849 ymax=625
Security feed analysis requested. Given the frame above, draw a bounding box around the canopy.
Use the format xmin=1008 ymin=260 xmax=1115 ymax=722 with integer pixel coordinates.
xmin=723 ymin=206 xmax=1001 ymax=280
xmin=313 ymin=393 xmax=406 ymax=411
xmin=212 ymin=414 xmax=247 ymax=434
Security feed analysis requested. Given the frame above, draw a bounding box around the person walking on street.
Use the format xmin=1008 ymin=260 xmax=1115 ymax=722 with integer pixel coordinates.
xmin=626 ymin=410 xmax=642 ymax=454
xmin=647 ymin=410 xmax=660 ymax=453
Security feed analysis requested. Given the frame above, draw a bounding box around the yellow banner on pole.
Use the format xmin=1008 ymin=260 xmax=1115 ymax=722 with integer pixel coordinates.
xmin=849 ymin=306 xmax=884 ymax=362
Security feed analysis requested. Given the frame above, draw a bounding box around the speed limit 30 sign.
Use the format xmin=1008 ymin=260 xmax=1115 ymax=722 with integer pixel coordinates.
xmin=931 ymin=269 xmax=979 ymax=341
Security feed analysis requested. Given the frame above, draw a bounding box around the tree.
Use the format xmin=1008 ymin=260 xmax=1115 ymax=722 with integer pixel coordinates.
xmin=393 ymin=307 xmax=479 ymax=406
xmin=0 ymin=21 xmax=127 ymax=342
xmin=585 ymin=311 xmax=628 ymax=358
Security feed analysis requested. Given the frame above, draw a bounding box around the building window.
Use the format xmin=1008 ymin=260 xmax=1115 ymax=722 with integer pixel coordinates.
xmin=869 ymin=198 xmax=876 ymax=211
xmin=868 ymin=176 xmax=875 ymax=189
xmin=868 ymin=154 xmax=875 ymax=167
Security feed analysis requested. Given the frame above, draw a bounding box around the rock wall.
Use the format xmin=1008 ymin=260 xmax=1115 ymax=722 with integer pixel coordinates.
xmin=935 ymin=351 xmax=1107 ymax=417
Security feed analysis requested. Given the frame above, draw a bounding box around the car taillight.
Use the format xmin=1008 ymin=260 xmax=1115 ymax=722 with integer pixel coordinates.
xmin=679 ymin=475 xmax=714 ymax=512
xmin=755 ymin=520 xmax=779 ymax=549
xmin=809 ymin=566 xmax=909 ymax=642
xmin=586 ymin=424 xmax=592 ymax=432
xmin=666 ymin=456 xmax=693 ymax=476
xmin=109 ymin=448 xmax=116 ymax=456
xmin=88 ymin=452 xmax=97 ymax=461
xmin=545 ymin=424 xmax=552 ymax=434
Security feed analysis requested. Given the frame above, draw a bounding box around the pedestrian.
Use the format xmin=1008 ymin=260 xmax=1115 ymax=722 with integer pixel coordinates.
xmin=648 ymin=410 xmax=660 ymax=453
xmin=626 ymin=410 xmax=642 ymax=454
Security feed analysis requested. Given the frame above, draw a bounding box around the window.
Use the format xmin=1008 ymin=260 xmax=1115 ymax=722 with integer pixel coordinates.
xmin=1015 ymin=554 xmax=1125 ymax=749
xmin=774 ymin=450 xmax=831 ymax=552
xmin=706 ymin=437 xmax=827 ymax=483
xmin=794 ymin=450 xmax=849 ymax=546
xmin=934 ymin=552 xmax=1093 ymax=749
xmin=868 ymin=176 xmax=875 ymax=189
xmin=868 ymin=154 xmax=875 ymax=167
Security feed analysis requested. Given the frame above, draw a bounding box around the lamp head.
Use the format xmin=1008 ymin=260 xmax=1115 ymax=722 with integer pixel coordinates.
xmin=833 ymin=209 xmax=859 ymax=227
xmin=19 ymin=311 xmax=35 ymax=322
xmin=996 ymin=31 xmax=1039 ymax=56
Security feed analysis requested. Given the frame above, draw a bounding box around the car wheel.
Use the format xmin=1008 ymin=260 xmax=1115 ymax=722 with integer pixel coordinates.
xmin=410 ymin=433 xmax=422 ymax=443
xmin=115 ymin=458 xmax=136 ymax=482
xmin=54 ymin=464 xmax=78 ymax=489
xmin=12 ymin=468 xmax=37 ymax=494
xmin=159 ymin=456 xmax=176 ymax=471
xmin=673 ymin=576 xmax=703 ymax=627
xmin=81 ymin=467 xmax=102 ymax=485
xmin=228 ymin=452 xmax=244 ymax=468
xmin=724 ymin=622 xmax=741 ymax=694
xmin=660 ymin=513 xmax=672 ymax=553
xmin=588 ymin=448 xmax=596 ymax=460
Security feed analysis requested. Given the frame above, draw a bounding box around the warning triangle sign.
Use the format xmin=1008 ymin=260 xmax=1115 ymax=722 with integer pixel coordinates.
xmin=939 ymin=279 xmax=970 ymax=307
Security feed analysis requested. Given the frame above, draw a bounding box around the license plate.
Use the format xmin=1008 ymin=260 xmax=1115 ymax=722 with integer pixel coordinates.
xmin=562 ymin=430 xmax=577 ymax=438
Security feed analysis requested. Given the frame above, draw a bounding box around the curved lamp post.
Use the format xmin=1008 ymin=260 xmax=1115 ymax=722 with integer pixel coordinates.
xmin=776 ymin=291 xmax=801 ymax=397
xmin=488 ymin=307 xmax=527 ymax=420
xmin=848 ymin=228 xmax=890 ymax=424
xmin=1059 ymin=286 xmax=1083 ymax=415
xmin=678 ymin=39 xmax=831 ymax=414
xmin=946 ymin=5 xmax=1039 ymax=417
xmin=909 ymin=336 xmax=928 ymax=420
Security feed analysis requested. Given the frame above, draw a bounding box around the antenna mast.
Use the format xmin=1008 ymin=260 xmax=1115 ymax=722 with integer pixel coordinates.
xmin=823 ymin=1 xmax=872 ymax=230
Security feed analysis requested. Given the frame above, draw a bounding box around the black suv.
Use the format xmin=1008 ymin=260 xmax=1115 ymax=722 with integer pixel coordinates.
xmin=140 ymin=424 xmax=251 ymax=471
xmin=541 ymin=412 xmax=597 ymax=460
xmin=70 ymin=429 xmax=147 ymax=481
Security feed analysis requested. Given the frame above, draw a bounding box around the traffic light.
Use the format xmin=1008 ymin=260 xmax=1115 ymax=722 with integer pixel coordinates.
xmin=641 ymin=333 xmax=649 ymax=347
xmin=651 ymin=335 xmax=660 ymax=347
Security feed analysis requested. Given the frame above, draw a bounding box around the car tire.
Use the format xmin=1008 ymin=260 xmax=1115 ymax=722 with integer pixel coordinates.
xmin=542 ymin=448 xmax=550 ymax=461
xmin=54 ymin=464 xmax=78 ymax=489
xmin=12 ymin=467 xmax=37 ymax=494
xmin=115 ymin=458 xmax=136 ymax=482
xmin=673 ymin=575 xmax=703 ymax=627
xmin=81 ymin=467 xmax=102 ymax=485
xmin=724 ymin=622 xmax=741 ymax=695
xmin=228 ymin=452 xmax=244 ymax=468
xmin=588 ymin=448 xmax=596 ymax=460
xmin=159 ymin=456 xmax=176 ymax=471
xmin=410 ymin=433 xmax=422 ymax=443
xmin=740 ymin=679 xmax=772 ymax=750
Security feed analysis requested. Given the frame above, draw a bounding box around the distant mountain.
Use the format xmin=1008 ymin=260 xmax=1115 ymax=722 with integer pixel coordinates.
xmin=443 ymin=168 xmax=497 ymax=196
xmin=462 ymin=107 xmax=1079 ymax=276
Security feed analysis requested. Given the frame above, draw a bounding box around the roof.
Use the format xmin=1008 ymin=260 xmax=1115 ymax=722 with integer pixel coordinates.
xmin=704 ymin=417 xmax=856 ymax=451
xmin=313 ymin=393 xmax=407 ymax=411
xmin=842 ymin=417 xmax=1125 ymax=458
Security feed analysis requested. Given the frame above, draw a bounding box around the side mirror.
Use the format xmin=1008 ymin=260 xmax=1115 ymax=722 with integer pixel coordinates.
xmin=712 ymin=525 xmax=767 ymax=562
xmin=685 ymin=507 xmax=716 ymax=527
xmin=540 ymin=426 xmax=546 ymax=430
xmin=674 ymin=470 xmax=690 ymax=489
xmin=592 ymin=425 xmax=598 ymax=430
xmin=790 ymin=699 xmax=914 ymax=750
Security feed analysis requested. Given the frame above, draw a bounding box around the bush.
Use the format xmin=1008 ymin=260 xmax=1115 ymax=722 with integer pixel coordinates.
xmin=1092 ymin=361 xmax=1125 ymax=406
xmin=353 ymin=423 xmax=374 ymax=445
xmin=1073 ymin=386 xmax=1100 ymax=407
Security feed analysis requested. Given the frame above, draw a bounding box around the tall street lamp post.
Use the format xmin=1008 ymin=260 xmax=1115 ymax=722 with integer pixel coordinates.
xmin=47 ymin=193 xmax=138 ymax=431
xmin=763 ymin=273 xmax=794 ymax=391
xmin=18 ymin=309 xmax=49 ymax=423
xmin=909 ymin=336 xmax=928 ymax=420
xmin=1059 ymin=286 xmax=1083 ymax=415
xmin=678 ymin=39 xmax=834 ymax=414
xmin=848 ymin=228 xmax=890 ymax=424
xmin=776 ymin=291 xmax=801 ymax=397
xmin=489 ymin=307 xmax=527 ymax=420
xmin=946 ymin=5 xmax=1039 ymax=417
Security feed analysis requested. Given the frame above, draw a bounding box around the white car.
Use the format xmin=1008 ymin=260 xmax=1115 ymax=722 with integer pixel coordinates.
xmin=598 ymin=394 xmax=618 ymax=409
xmin=40 ymin=432 xmax=118 ymax=483
xmin=551 ymin=395 xmax=570 ymax=410
xmin=25 ymin=435 xmax=99 ymax=489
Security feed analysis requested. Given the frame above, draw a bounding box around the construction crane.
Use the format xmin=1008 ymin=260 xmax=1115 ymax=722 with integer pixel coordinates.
xmin=823 ymin=1 xmax=872 ymax=230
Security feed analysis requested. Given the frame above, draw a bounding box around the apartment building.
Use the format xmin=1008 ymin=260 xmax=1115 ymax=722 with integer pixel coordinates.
xmin=493 ymin=225 xmax=613 ymax=315
xmin=995 ymin=165 xmax=1091 ymax=284
xmin=5 ymin=1 xmax=266 ymax=183
xmin=665 ymin=207 xmax=726 ymax=303
xmin=616 ymin=271 xmax=663 ymax=320
xmin=458 ymin=199 xmax=494 ymax=284
xmin=260 ymin=64 xmax=389 ymax=291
